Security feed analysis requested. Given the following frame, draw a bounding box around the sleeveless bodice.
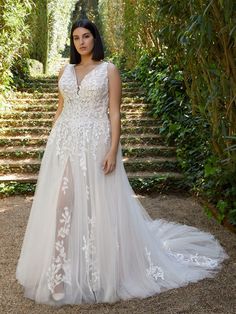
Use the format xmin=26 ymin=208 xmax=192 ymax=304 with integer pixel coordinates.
xmin=58 ymin=62 xmax=109 ymax=121
xmin=47 ymin=61 xmax=111 ymax=166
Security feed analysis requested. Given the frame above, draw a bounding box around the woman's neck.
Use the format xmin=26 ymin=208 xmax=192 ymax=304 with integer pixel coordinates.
xmin=79 ymin=55 xmax=94 ymax=66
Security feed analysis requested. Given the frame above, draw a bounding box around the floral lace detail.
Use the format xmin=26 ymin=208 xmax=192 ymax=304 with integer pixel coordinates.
xmin=47 ymin=62 xmax=111 ymax=172
xmin=82 ymin=216 xmax=100 ymax=291
xmin=166 ymin=248 xmax=219 ymax=268
xmin=48 ymin=118 xmax=110 ymax=172
xmin=61 ymin=176 xmax=69 ymax=194
xmin=47 ymin=205 xmax=72 ymax=293
xmin=86 ymin=184 xmax=90 ymax=200
xmin=145 ymin=247 xmax=164 ymax=281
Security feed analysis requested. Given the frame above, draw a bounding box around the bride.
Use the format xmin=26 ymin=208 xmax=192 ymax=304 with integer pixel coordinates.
xmin=16 ymin=18 xmax=228 ymax=306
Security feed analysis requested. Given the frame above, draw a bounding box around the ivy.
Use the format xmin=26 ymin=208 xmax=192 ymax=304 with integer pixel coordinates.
xmin=132 ymin=52 xmax=236 ymax=226
xmin=0 ymin=0 xmax=34 ymax=95
xmin=47 ymin=0 xmax=77 ymax=71
xmin=0 ymin=182 xmax=36 ymax=197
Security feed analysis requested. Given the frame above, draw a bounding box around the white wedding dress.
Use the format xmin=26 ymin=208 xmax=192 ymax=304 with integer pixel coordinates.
xmin=16 ymin=61 xmax=228 ymax=305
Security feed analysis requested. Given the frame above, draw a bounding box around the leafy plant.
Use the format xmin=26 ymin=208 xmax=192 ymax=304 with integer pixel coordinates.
xmin=100 ymin=0 xmax=236 ymax=226
xmin=132 ymin=51 xmax=236 ymax=226
xmin=0 ymin=0 xmax=34 ymax=94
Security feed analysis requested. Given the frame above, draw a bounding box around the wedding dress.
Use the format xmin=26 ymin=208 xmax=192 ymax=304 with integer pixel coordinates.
xmin=16 ymin=61 xmax=228 ymax=305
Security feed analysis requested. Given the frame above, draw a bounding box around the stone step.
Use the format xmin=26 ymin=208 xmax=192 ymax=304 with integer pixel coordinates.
xmin=0 ymin=171 xmax=183 ymax=183
xmin=0 ymin=111 xmax=54 ymax=119
xmin=0 ymin=172 xmax=186 ymax=195
xmin=0 ymin=117 xmax=157 ymax=128
xmin=25 ymin=78 xmax=57 ymax=84
xmin=122 ymin=145 xmax=176 ymax=157
xmin=7 ymin=94 xmax=146 ymax=103
xmin=12 ymin=86 xmax=146 ymax=101
xmin=123 ymin=156 xmax=178 ymax=172
xmin=0 ymin=144 xmax=175 ymax=160
xmin=3 ymin=102 xmax=152 ymax=112
xmin=9 ymin=93 xmax=58 ymax=99
xmin=0 ymin=110 xmax=153 ymax=120
xmin=0 ymin=134 xmax=163 ymax=147
xmin=26 ymin=76 xmax=140 ymax=83
xmin=20 ymin=82 xmax=59 ymax=88
xmin=18 ymin=86 xmax=146 ymax=96
xmin=17 ymin=84 xmax=142 ymax=95
xmin=0 ymin=125 xmax=160 ymax=136
xmin=19 ymin=80 xmax=142 ymax=88
xmin=0 ymin=156 xmax=179 ymax=175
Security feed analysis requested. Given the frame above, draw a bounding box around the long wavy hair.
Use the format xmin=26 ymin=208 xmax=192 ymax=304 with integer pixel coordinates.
xmin=69 ymin=19 xmax=104 ymax=64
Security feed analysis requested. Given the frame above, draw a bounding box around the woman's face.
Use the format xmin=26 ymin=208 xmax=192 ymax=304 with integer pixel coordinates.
xmin=72 ymin=27 xmax=95 ymax=56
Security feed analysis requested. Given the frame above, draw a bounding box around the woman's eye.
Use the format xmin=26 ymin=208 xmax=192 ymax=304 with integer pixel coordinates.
xmin=73 ymin=35 xmax=90 ymax=40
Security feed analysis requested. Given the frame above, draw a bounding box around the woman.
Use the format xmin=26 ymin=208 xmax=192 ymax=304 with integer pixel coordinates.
xmin=16 ymin=18 xmax=228 ymax=306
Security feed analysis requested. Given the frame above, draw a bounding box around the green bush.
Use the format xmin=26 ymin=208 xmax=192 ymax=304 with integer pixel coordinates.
xmin=133 ymin=52 xmax=236 ymax=225
xmin=0 ymin=0 xmax=34 ymax=93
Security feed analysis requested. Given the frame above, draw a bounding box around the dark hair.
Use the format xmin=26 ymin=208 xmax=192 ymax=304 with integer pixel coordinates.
xmin=70 ymin=19 xmax=104 ymax=64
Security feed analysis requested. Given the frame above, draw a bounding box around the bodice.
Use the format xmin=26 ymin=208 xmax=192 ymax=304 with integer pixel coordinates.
xmin=47 ymin=61 xmax=111 ymax=165
xmin=58 ymin=62 xmax=109 ymax=121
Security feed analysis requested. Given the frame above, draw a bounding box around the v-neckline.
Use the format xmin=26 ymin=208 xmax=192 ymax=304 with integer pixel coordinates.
xmin=73 ymin=61 xmax=105 ymax=90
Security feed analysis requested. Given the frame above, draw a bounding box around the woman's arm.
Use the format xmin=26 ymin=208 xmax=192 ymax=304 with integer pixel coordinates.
xmin=52 ymin=65 xmax=66 ymax=127
xmin=102 ymin=62 xmax=122 ymax=175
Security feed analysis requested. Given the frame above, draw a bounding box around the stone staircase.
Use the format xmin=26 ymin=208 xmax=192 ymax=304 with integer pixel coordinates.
xmin=0 ymin=64 xmax=185 ymax=196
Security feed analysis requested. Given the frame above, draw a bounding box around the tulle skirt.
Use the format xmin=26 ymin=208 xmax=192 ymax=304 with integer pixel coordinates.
xmin=16 ymin=120 xmax=229 ymax=306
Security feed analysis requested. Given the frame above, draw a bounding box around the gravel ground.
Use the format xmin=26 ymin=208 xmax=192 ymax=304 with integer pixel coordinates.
xmin=0 ymin=193 xmax=235 ymax=314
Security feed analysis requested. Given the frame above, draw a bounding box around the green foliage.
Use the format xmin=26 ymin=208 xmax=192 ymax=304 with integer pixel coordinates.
xmin=0 ymin=0 xmax=34 ymax=93
xmin=133 ymin=53 xmax=210 ymax=184
xmin=100 ymin=0 xmax=236 ymax=161
xmin=0 ymin=182 xmax=36 ymax=197
xmin=107 ymin=53 xmax=127 ymax=71
xmin=99 ymin=0 xmax=161 ymax=68
xmin=202 ymin=155 xmax=236 ymax=224
xmin=155 ymin=0 xmax=236 ymax=161
xmin=47 ymin=0 xmax=77 ymax=70
xmin=28 ymin=0 xmax=77 ymax=72
xmin=100 ymin=1 xmax=236 ymax=226
xmin=10 ymin=58 xmax=31 ymax=89
xmin=128 ymin=175 xmax=187 ymax=194
xmin=99 ymin=0 xmax=124 ymax=57
xmin=27 ymin=0 xmax=48 ymax=72
xmin=133 ymin=52 xmax=236 ymax=225
xmin=0 ymin=0 xmax=77 ymax=88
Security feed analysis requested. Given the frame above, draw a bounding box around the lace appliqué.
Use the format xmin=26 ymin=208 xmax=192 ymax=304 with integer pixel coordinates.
xmin=167 ymin=248 xmax=219 ymax=268
xmin=47 ymin=62 xmax=110 ymax=173
xmin=145 ymin=247 xmax=164 ymax=281
xmin=86 ymin=184 xmax=90 ymax=200
xmin=62 ymin=176 xmax=69 ymax=194
xmin=47 ymin=203 xmax=72 ymax=293
xmin=47 ymin=118 xmax=110 ymax=176
xmin=82 ymin=216 xmax=100 ymax=291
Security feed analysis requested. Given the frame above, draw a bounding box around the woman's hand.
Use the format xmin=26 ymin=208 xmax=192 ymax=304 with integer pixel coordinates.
xmin=102 ymin=150 xmax=117 ymax=175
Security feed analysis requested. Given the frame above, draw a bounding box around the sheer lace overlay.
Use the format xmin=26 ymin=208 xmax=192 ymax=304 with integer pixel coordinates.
xmin=47 ymin=63 xmax=110 ymax=172
xmin=47 ymin=159 xmax=74 ymax=295
xmin=16 ymin=61 xmax=228 ymax=306
xmin=82 ymin=216 xmax=100 ymax=292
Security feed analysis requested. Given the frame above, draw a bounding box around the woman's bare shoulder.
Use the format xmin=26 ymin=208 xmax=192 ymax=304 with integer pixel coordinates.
xmin=106 ymin=61 xmax=119 ymax=72
xmin=58 ymin=63 xmax=70 ymax=80
xmin=106 ymin=62 xmax=121 ymax=81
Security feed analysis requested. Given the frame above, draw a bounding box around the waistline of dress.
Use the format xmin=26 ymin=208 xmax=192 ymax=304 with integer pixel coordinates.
xmin=58 ymin=115 xmax=110 ymax=124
